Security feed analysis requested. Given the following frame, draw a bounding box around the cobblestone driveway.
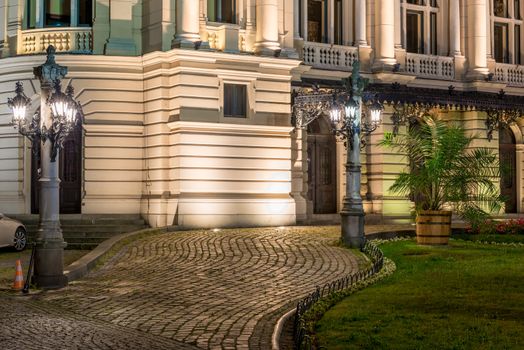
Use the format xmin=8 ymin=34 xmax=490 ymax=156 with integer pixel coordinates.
xmin=1 ymin=226 xmax=364 ymax=350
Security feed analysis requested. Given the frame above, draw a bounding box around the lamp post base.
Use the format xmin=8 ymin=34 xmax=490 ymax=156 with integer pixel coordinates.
xmin=340 ymin=210 xmax=366 ymax=248
xmin=33 ymin=240 xmax=68 ymax=289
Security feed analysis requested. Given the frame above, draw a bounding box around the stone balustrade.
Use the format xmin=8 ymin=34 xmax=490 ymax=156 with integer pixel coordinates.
xmin=20 ymin=27 xmax=92 ymax=55
xmin=494 ymin=63 xmax=524 ymax=87
xmin=205 ymin=24 xmax=250 ymax=53
xmin=405 ymin=53 xmax=454 ymax=80
xmin=302 ymin=41 xmax=358 ymax=71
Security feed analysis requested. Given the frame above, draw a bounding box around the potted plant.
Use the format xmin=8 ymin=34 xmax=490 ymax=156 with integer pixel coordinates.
xmin=380 ymin=115 xmax=503 ymax=245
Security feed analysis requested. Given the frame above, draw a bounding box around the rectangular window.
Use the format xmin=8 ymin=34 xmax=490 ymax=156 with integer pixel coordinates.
xmin=430 ymin=12 xmax=437 ymax=55
xmin=430 ymin=0 xmax=438 ymax=7
xmin=78 ymin=0 xmax=93 ymax=26
xmin=516 ymin=0 xmax=521 ymax=19
xmin=516 ymin=25 xmax=521 ymax=64
xmin=406 ymin=11 xmax=424 ymax=54
xmin=208 ymin=0 xmax=236 ymax=23
xmin=494 ymin=22 xmax=509 ymax=63
xmin=45 ymin=0 xmax=71 ymax=27
xmin=407 ymin=0 xmax=424 ymax=4
xmin=224 ymin=84 xmax=247 ymax=118
xmin=308 ymin=0 xmax=325 ymax=43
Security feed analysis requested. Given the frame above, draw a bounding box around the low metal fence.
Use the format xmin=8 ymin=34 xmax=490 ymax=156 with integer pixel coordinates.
xmin=293 ymin=240 xmax=384 ymax=349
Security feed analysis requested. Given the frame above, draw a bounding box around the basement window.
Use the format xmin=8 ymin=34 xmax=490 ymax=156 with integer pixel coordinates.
xmin=224 ymin=84 xmax=247 ymax=118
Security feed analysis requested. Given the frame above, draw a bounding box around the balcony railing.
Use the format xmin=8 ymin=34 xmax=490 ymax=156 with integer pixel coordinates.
xmin=494 ymin=63 xmax=524 ymax=87
xmin=205 ymin=23 xmax=250 ymax=53
xmin=20 ymin=27 xmax=92 ymax=55
xmin=302 ymin=42 xmax=358 ymax=71
xmin=405 ymin=53 xmax=454 ymax=80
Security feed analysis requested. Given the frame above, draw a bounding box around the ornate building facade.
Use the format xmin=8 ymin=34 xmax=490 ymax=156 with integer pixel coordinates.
xmin=0 ymin=0 xmax=523 ymax=228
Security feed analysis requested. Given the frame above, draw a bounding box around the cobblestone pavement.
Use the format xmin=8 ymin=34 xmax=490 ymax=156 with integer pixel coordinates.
xmin=0 ymin=296 xmax=198 ymax=350
xmin=1 ymin=226 xmax=376 ymax=350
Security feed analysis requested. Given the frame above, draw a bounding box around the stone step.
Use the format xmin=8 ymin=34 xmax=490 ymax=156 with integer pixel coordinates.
xmin=65 ymin=243 xmax=100 ymax=250
xmin=64 ymin=236 xmax=124 ymax=244
xmin=25 ymin=224 xmax=146 ymax=234
xmin=7 ymin=214 xmax=146 ymax=226
xmin=14 ymin=214 xmax=149 ymax=250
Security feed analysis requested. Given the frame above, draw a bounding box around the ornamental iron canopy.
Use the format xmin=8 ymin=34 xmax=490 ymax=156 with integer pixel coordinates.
xmin=293 ymin=62 xmax=383 ymax=149
xmin=294 ymin=79 xmax=524 ymax=141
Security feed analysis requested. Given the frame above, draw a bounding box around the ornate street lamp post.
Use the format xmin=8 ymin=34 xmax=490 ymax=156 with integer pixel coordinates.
xmin=293 ymin=62 xmax=382 ymax=248
xmin=331 ymin=63 xmax=382 ymax=248
xmin=8 ymin=45 xmax=81 ymax=289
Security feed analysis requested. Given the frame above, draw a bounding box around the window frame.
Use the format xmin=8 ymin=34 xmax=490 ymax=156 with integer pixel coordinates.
xmin=25 ymin=0 xmax=93 ymax=29
xmin=207 ymin=0 xmax=237 ymax=24
xmin=491 ymin=0 xmax=523 ymax=64
xmin=223 ymin=83 xmax=247 ymax=118
xmin=219 ymin=78 xmax=255 ymax=123
xmin=402 ymin=0 xmax=440 ymax=55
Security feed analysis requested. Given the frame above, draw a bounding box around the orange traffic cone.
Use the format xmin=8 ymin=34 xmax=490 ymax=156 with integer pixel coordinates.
xmin=13 ymin=259 xmax=24 ymax=290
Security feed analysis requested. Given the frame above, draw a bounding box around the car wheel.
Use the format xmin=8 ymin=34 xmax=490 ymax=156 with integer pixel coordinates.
xmin=13 ymin=227 xmax=27 ymax=251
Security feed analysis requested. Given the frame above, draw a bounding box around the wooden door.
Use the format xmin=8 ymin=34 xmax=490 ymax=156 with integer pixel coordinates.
xmin=499 ymin=127 xmax=517 ymax=213
xmin=31 ymin=127 xmax=82 ymax=214
xmin=307 ymin=119 xmax=337 ymax=214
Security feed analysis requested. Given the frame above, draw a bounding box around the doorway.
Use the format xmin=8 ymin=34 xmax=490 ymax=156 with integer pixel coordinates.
xmin=499 ymin=126 xmax=517 ymax=213
xmin=307 ymin=117 xmax=337 ymax=214
xmin=31 ymin=126 xmax=82 ymax=214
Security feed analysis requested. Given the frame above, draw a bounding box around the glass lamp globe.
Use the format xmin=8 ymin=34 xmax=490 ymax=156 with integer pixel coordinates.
xmin=369 ymin=100 xmax=383 ymax=125
xmin=8 ymin=82 xmax=31 ymax=123
xmin=330 ymin=105 xmax=342 ymax=124
xmin=345 ymin=98 xmax=358 ymax=120
xmin=49 ymin=82 xmax=78 ymax=125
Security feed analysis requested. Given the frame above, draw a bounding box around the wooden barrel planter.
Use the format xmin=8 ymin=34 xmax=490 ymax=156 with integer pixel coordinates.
xmin=415 ymin=210 xmax=452 ymax=245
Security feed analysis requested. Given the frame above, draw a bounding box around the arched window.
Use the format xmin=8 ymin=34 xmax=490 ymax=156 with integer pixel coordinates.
xmin=491 ymin=0 xmax=523 ymax=64
xmin=402 ymin=0 xmax=439 ymax=55
xmin=26 ymin=0 xmax=92 ymax=29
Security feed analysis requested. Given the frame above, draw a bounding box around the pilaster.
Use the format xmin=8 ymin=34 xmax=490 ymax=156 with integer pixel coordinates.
xmin=105 ymin=0 xmax=138 ymax=56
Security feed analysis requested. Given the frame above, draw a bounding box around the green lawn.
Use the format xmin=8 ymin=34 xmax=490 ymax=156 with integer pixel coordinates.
xmin=316 ymin=240 xmax=524 ymax=350
xmin=0 ymin=248 xmax=88 ymax=289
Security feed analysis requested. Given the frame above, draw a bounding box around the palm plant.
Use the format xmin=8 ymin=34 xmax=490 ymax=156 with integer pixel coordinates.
xmin=380 ymin=115 xmax=504 ymax=227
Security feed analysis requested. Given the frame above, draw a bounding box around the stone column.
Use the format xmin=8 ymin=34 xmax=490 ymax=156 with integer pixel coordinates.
xmin=301 ymin=0 xmax=308 ymax=41
xmin=450 ymin=0 xmax=461 ymax=55
xmin=0 ymin=1 xmax=6 ymax=56
xmin=293 ymin=0 xmax=301 ymax=39
xmin=70 ymin=0 xmax=78 ymax=27
xmin=466 ymin=0 xmax=489 ymax=78
xmin=35 ymin=0 xmax=45 ymax=28
xmin=354 ymin=0 xmax=367 ymax=46
xmin=394 ymin=0 xmax=402 ymax=48
xmin=373 ymin=0 xmax=396 ymax=70
xmin=328 ymin=0 xmax=334 ymax=44
xmin=255 ymin=0 xmax=281 ymax=55
xmin=486 ymin=0 xmax=492 ymax=59
xmin=173 ymin=0 xmax=201 ymax=48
